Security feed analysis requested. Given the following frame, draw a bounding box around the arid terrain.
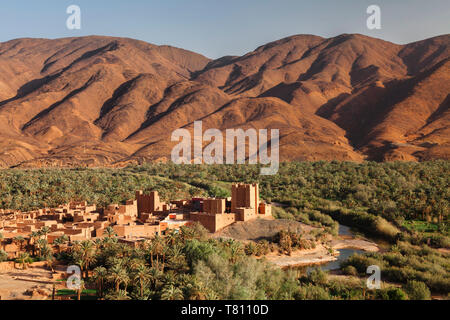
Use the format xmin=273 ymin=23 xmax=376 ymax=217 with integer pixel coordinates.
xmin=212 ymin=218 xmax=315 ymax=241
xmin=0 ymin=33 xmax=448 ymax=167
xmin=0 ymin=263 xmax=55 ymax=300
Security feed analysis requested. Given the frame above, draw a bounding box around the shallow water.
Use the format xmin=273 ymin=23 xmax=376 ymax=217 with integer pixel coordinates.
xmin=338 ymin=224 xmax=354 ymax=237
xmin=306 ymin=224 xmax=363 ymax=273
xmin=286 ymin=224 xmax=368 ymax=274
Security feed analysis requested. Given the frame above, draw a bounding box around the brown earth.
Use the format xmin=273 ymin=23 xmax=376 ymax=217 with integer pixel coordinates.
xmin=0 ymin=34 xmax=448 ymax=167
xmin=0 ymin=266 xmax=54 ymax=300
xmin=212 ymin=218 xmax=317 ymax=241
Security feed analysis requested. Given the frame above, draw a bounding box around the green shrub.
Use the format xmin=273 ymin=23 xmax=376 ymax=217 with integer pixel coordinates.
xmin=184 ymin=239 xmax=216 ymax=267
xmin=342 ymin=265 xmax=359 ymax=276
xmin=404 ymin=280 xmax=431 ymax=300
xmin=305 ymin=268 xmax=328 ymax=285
xmin=319 ymin=207 xmax=400 ymax=241
xmin=340 ymin=254 xmax=384 ymax=273
xmin=296 ymin=284 xmax=330 ymax=300
xmin=387 ymin=288 xmax=408 ymax=300
xmin=0 ymin=250 xmax=8 ymax=262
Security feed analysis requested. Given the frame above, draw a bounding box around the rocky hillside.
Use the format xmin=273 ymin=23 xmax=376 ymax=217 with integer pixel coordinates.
xmin=0 ymin=34 xmax=448 ymax=167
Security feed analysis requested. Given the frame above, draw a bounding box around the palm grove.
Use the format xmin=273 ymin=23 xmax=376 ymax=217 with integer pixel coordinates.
xmin=0 ymin=161 xmax=448 ymax=299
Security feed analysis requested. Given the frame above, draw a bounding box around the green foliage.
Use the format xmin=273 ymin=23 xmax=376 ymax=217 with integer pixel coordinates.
xmin=321 ymin=207 xmax=400 ymax=241
xmin=404 ymin=280 xmax=431 ymax=300
xmin=0 ymin=161 xmax=448 ymax=299
xmin=1 ymin=161 xmax=447 ymax=246
xmin=0 ymin=249 xmax=8 ymax=262
xmin=305 ymin=268 xmax=328 ymax=286
xmin=272 ymin=230 xmax=315 ymax=254
xmin=386 ymin=288 xmax=408 ymax=300
xmin=59 ymin=225 xmax=317 ymax=300
xmin=296 ymin=284 xmax=330 ymax=300
xmin=342 ymin=265 xmax=358 ymax=276
xmin=184 ymin=239 xmax=216 ymax=268
xmin=341 ymin=242 xmax=450 ymax=294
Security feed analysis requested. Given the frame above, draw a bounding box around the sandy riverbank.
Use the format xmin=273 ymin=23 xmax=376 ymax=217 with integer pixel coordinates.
xmin=331 ymin=239 xmax=379 ymax=252
xmin=264 ymin=238 xmax=379 ymax=268
xmin=263 ymin=244 xmax=337 ymax=268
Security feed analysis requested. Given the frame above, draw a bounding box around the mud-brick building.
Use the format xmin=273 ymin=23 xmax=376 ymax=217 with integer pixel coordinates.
xmin=113 ymin=224 xmax=161 ymax=238
xmin=135 ymin=191 xmax=167 ymax=216
xmin=231 ymin=183 xmax=260 ymax=220
xmin=189 ymin=212 xmax=236 ymax=233
xmin=189 ymin=183 xmax=272 ymax=232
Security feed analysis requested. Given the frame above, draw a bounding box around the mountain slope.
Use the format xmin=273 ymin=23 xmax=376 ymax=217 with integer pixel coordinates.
xmin=0 ymin=34 xmax=448 ymax=167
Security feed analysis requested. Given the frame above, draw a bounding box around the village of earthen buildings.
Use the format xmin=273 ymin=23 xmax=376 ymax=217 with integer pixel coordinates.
xmin=0 ymin=183 xmax=272 ymax=259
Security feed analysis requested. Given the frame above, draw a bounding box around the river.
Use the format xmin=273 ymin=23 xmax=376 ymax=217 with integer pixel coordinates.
xmin=306 ymin=224 xmax=364 ymax=273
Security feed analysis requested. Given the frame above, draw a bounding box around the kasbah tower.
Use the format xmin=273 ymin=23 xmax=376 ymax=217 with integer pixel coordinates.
xmin=231 ymin=183 xmax=260 ymax=219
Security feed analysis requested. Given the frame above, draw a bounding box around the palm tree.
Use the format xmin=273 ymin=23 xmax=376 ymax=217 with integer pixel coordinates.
xmin=192 ymin=284 xmax=209 ymax=300
xmin=45 ymin=254 xmax=55 ymax=273
xmin=30 ymin=231 xmax=40 ymax=256
xmin=79 ymin=241 xmax=96 ymax=279
xmin=77 ymin=280 xmax=85 ymax=301
xmin=133 ymin=263 xmax=150 ymax=299
xmin=36 ymin=239 xmax=48 ymax=258
xmin=148 ymin=267 xmax=162 ymax=291
xmin=160 ymin=245 xmax=169 ymax=271
xmin=0 ymin=232 xmax=4 ymax=251
xmin=147 ymin=241 xmax=156 ymax=267
xmin=17 ymin=252 xmax=31 ymax=270
xmin=105 ymin=289 xmax=131 ymax=300
xmin=40 ymin=226 xmax=51 ymax=240
xmin=104 ymin=226 xmax=116 ymax=239
xmin=161 ymin=284 xmax=184 ymax=300
xmin=182 ymin=276 xmax=207 ymax=300
xmin=40 ymin=243 xmax=52 ymax=260
xmin=167 ymin=244 xmax=187 ymax=271
xmin=53 ymin=235 xmax=69 ymax=255
xmin=152 ymin=235 xmax=165 ymax=269
xmin=107 ymin=264 xmax=129 ymax=292
xmin=13 ymin=236 xmax=26 ymax=253
xmin=93 ymin=238 xmax=103 ymax=251
xmin=165 ymin=230 xmax=178 ymax=246
xmin=228 ymin=241 xmax=244 ymax=264
xmin=92 ymin=267 xmax=107 ymax=299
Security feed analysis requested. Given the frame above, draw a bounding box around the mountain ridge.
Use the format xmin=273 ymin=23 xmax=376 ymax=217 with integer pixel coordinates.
xmin=0 ymin=33 xmax=448 ymax=167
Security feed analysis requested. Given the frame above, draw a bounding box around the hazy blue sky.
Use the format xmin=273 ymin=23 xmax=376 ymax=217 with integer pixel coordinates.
xmin=0 ymin=0 xmax=448 ymax=58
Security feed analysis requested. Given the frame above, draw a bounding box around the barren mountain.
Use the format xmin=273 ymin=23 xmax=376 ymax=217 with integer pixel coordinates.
xmin=0 ymin=34 xmax=448 ymax=167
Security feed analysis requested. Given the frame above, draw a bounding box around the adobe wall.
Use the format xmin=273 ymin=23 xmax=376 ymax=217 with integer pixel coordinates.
xmin=47 ymin=233 xmax=65 ymax=244
xmin=259 ymin=203 xmax=272 ymax=217
xmin=113 ymin=225 xmax=160 ymax=238
xmin=235 ymin=207 xmax=257 ymax=222
xmin=136 ymin=191 xmax=164 ymax=215
xmin=118 ymin=200 xmax=137 ymax=217
xmin=203 ymin=199 xmax=226 ymax=214
xmin=189 ymin=213 xmax=216 ymax=232
xmin=231 ymin=183 xmax=259 ymax=216
xmin=70 ymin=234 xmax=89 ymax=242
xmin=190 ymin=213 xmax=236 ymax=233
xmin=215 ymin=213 xmax=236 ymax=231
